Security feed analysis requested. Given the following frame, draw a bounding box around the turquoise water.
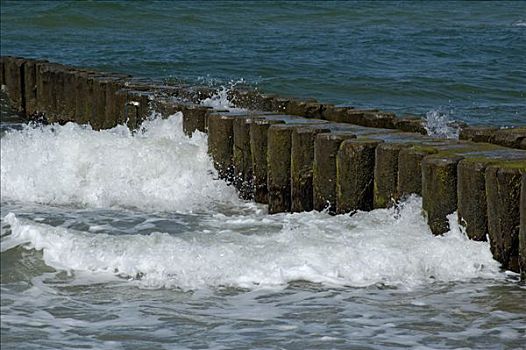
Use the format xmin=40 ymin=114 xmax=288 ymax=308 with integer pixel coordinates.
xmin=1 ymin=1 xmax=525 ymax=125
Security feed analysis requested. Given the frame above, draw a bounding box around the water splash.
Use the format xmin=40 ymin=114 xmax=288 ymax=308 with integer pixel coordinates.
xmin=0 ymin=113 xmax=244 ymax=213
xmin=424 ymin=109 xmax=460 ymax=139
xmin=199 ymin=80 xmax=247 ymax=112
xmin=200 ymin=86 xmax=234 ymax=110
xmin=1 ymin=197 xmax=503 ymax=291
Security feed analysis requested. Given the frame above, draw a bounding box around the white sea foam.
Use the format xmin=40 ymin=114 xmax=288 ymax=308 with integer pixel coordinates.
xmin=424 ymin=109 xmax=459 ymax=139
xmin=0 ymin=113 xmax=242 ymax=213
xmin=1 ymin=197 xmax=503 ymax=291
xmin=0 ymin=110 xmax=505 ymax=291
xmin=200 ymin=86 xmax=244 ymax=111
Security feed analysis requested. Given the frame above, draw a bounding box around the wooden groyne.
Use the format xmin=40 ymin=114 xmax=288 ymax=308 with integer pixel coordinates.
xmin=1 ymin=56 xmax=526 ymax=279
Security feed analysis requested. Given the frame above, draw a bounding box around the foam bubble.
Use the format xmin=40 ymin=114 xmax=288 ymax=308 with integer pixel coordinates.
xmin=0 ymin=113 xmax=243 ymax=213
xmin=200 ymin=86 xmax=244 ymax=111
xmin=1 ymin=197 xmax=504 ymax=291
xmin=424 ymin=109 xmax=459 ymax=139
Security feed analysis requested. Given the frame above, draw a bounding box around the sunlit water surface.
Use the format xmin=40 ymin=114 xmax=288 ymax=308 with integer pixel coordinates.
xmin=1 ymin=1 xmax=525 ymax=125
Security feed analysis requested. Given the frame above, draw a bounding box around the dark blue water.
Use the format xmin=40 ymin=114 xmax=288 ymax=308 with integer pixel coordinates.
xmin=1 ymin=1 xmax=525 ymax=125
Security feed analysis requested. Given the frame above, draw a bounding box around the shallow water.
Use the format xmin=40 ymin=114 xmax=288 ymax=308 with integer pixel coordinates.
xmin=1 ymin=114 xmax=525 ymax=349
xmin=1 ymin=1 xmax=525 ymax=125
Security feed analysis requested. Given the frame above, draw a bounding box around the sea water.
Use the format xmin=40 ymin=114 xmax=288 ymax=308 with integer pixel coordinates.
xmin=1 ymin=2 xmax=526 ymax=349
xmin=1 ymin=113 xmax=525 ymax=349
xmin=1 ymin=1 xmax=525 ymax=125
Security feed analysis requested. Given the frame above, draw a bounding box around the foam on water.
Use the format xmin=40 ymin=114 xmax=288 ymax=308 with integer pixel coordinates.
xmin=0 ymin=111 xmax=506 ymax=291
xmin=424 ymin=109 xmax=460 ymax=139
xmin=0 ymin=113 xmax=243 ymax=213
xmin=200 ymin=86 xmax=244 ymax=112
xmin=1 ymin=197 xmax=503 ymax=291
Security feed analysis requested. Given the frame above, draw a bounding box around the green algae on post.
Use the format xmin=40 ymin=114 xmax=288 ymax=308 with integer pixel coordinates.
xmin=313 ymin=132 xmax=357 ymax=213
xmin=207 ymin=114 xmax=235 ymax=181
xmin=250 ymin=119 xmax=285 ymax=204
xmin=267 ymin=124 xmax=295 ymax=214
xmin=336 ymin=139 xmax=382 ymax=214
xmin=291 ymin=126 xmax=331 ymax=212
xmin=457 ymin=158 xmax=498 ymax=241
xmin=373 ymin=143 xmax=406 ymax=209
xmin=485 ymin=161 xmax=526 ymax=273
xmin=422 ymin=155 xmax=464 ymax=235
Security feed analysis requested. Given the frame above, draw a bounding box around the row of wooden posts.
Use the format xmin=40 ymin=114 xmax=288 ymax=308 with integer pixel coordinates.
xmin=1 ymin=56 xmax=525 ymax=279
xmin=204 ymin=111 xmax=525 ymax=276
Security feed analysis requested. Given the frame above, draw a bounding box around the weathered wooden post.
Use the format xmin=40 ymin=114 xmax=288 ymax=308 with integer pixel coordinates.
xmin=207 ymin=114 xmax=235 ymax=181
xmin=267 ymin=124 xmax=297 ymax=214
xmin=233 ymin=116 xmax=263 ymax=199
xmin=250 ymin=119 xmax=284 ymax=204
xmin=291 ymin=126 xmax=331 ymax=212
xmin=373 ymin=143 xmax=406 ymax=208
xmin=485 ymin=162 xmax=525 ymax=272
xmin=457 ymin=158 xmax=495 ymax=241
xmin=336 ymin=139 xmax=382 ymax=214
xmin=313 ymin=132 xmax=356 ymax=213
xmin=397 ymin=146 xmax=437 ymax=198
xmin=422 ymin=155 xmax=464 ymax=235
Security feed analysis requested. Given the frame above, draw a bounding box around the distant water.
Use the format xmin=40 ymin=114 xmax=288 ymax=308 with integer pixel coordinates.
xmin=2 ymin=2 xmax=526 ymax=349
xmin=1 ymin=1 xmax=525 ymax=125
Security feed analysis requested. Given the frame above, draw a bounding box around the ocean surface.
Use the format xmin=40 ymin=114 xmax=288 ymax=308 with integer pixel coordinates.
xmin=1 ymin=1 xmax=525 ymax=125
xmin=1 ymin=2 xmax=526 ymax=350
